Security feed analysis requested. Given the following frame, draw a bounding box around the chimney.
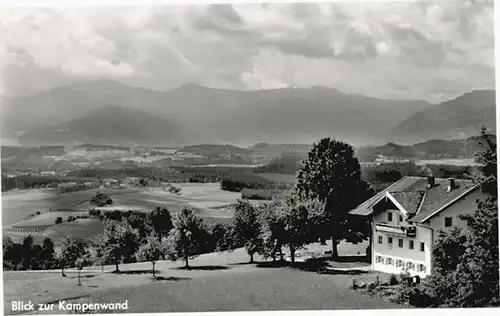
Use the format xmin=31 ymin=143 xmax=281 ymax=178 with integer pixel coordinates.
xmin=447 ymin=178 xmax=456 ymax=192
xmin=427 ymin=176 xmax=435 ymax=189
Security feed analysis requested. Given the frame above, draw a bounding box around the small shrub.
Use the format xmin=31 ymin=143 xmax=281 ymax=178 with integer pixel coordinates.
xmin=168 ymin=185 xmax=181 ymax=194
xmin=55 ymin=217 xmax=63 ymax=225
xmin=89 ymin=209 xmax=101 ymax=218
xmin=241 ymin=189 xmax=273 ymax=200
xmin=368 ymin=282 xmax=377 ymax=292
xmin=90 ymin=192 xmax=113 ymax=207
xmin=350 ymin=279 xmax=358 ymax=290
xmin=389 ymin=274 xmax=399 ymax=286
xmin=409 ymin=289 xmax=437 ymax=307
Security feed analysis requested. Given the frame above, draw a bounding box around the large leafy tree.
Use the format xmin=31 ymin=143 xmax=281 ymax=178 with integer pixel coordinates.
xmin=57 ymin=237 xmax=86 ymax=277
xmin=125 ymin=211 xmax=152 ymax=241
xmin=295 ymin=138 xmax=373 ymax=257
xmin=475 ymin=126 xmax=497 ymax=196
xmin=228 ymin=199 xmax=263 ymax=263
xmin=75 ymin=252 xmax=93 ymax=286
xmin=164 ymin=208 xmax=207 ymax=268
xmin=272 ymin=193 xmax=324 ymax=263
xmin=454 ymin=197 xmax=499 ymax=306
xmin=38 ymin=237 xmax=55 ymax=269
xmin=20 ymin=235 xmax=34 ymax=270
xmin=99 ymin=219 xmax=140 ymax=272
xmin=258 ymin=201 xmax=286 ymax=262
xmin=148 ymin=206 xmax=173 ymax=242
xmin=136 ymin=234 xmax=164 ymax=278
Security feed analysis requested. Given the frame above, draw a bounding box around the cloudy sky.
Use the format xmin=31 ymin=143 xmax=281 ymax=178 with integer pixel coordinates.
xmin=0 ymin=0 xmax=495 ymax=103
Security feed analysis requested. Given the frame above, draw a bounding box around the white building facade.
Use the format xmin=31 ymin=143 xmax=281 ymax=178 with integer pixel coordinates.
xmin=351 ymin=176 xmax=486 ymax=278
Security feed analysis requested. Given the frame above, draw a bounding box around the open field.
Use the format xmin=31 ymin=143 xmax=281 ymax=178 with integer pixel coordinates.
xmin=1 ymin=189 xmax=56 ymax=228
xmin=12 ymin=210 xmax=89 ymax=227
xmin=5 ymin=219 xmax=105 ymax=245
xmin=2 ymin=183 xmax=243 ymax=244
xmin=3 ymin=241 xmax=391 ymax=315
xmin=45 ymin=219 xmax=105 ymax=244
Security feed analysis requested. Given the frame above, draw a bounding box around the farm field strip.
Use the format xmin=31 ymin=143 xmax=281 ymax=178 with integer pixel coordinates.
xmin=2 ymin=183 xmax=244 ymax=244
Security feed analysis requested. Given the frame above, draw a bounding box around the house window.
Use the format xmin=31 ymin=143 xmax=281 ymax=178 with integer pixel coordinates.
xmin=388 ymin=236 xmax=393 ymax=244
xmin=386 ymin=257 xmax=393 ymax=265
xmin=378 ymin=236 xmax=383 ymax=244
xmin=420 ymin=242 xmax=425 ymax=252
xmin=396 ymin=259 xmax=404 ymax=268
xmin=445 ymin=217 xmax=453 ymax=227
xmin=398 ymin=239 xmax=404 ymax=248
xmin=388 ymin=212 xmax=393 ymax=222
xmin=406 ymin=262 xmax=415 ymax=270
xmin=417 ymin=264 xmax=426 ymax=273
xmin=376 ymin=256 xmax=383 ymax=263
xmin=399 ymin=215 xmax=403 ymax=222
xmin=409 ymin=240 xmax=414 ymax=250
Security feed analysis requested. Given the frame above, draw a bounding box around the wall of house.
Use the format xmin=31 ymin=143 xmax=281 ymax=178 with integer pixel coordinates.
xmin=372 ymin=224 xmax=432 ymax=277
xmin=428 ymin=189 xmax=485 ymax=233
xmin=371 ymin=201 xmax=431 ymax=277
xmin=372 ymin=206 xmax=405 ymax=227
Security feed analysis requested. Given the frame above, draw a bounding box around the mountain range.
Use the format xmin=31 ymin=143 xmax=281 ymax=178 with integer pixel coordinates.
xmin=1 ymin=80 xmax=495 ymax=146
xmin=388 ymin=89 xmax=496 ymax=144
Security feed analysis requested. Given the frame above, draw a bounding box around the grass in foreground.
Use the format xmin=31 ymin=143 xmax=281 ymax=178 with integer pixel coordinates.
xmin=75 ymin=267 xmax=401 ymax=313
xmin=3 ymin=242 xmax=390 ymax=315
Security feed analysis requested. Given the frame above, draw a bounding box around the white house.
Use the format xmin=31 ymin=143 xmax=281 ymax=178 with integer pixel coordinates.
xmin=350 ymin=176 xmax=486 ymax=278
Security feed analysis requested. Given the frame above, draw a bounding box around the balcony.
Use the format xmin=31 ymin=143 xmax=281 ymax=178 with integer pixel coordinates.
xmin=375 ymin=222 xmax=417 ymax=237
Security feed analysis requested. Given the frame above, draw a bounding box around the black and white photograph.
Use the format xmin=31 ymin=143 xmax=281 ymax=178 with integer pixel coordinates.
xmin=0 ymin=0 xmax=498 ymax=314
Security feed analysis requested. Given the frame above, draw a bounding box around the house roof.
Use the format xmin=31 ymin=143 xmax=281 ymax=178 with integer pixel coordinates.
xmin=389 ymin=191 xmax=426 ymax=215
xmin=349 ymin=176 xmax=478 ymax=223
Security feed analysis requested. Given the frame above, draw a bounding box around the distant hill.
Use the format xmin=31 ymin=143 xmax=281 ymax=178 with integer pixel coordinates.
xmin=388 ymin=90 xmax=496 ymax=144
xmin=356 ymin=134 xmax=495 ymax=162
xmin=1 ymin=80 xmax=165 ymax=137
xmin=2 ymin=80 xmax=433 ymax=146
xmin=17 ymin=105 xmax=194 ymax=146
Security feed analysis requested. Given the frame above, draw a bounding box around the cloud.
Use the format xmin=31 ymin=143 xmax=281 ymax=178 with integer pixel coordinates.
xmin=0 ymin=1 xmax=494 ymax=103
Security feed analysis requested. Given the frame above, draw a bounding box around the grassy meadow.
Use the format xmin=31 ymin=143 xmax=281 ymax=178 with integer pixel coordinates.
xmin=2 ymin=241 xmax=392 ymax=315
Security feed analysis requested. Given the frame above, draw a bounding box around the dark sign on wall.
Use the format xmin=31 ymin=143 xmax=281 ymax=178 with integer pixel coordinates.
xmin=406 ymin=226 xmax=417 ymax=237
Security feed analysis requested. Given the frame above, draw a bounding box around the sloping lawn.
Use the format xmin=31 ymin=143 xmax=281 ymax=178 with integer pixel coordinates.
xmin=60 ymin=268 xmax=402 ymax=314
xmin=3 ymin=246 xmax=400 ymax=315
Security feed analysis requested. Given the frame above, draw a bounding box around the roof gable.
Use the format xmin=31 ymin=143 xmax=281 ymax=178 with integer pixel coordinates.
xmin=389 ymin=191 xmax=425 ymax=214
xmin=350 ymin=176 xmax=478 ymax=223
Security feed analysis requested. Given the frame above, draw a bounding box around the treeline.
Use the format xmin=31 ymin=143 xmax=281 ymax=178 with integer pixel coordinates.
xmin=1 ymin=175 xmax=99 ymax=192
xmin=1 ymin=175 xmax=69 ymax=192
xmin=254 ymin=155 xmax=304 ymax=174
xmin=3 ymin=207 xmax=230 ymax=274
xmin=220 ymin=174 xmax=277 ymax=192
xmin=356 ymin=134 xmax=495 ymax=162
xmin=68 ymin=166 xmax=255 ymax=183
xmin=3 ymin=236 xmax=56 ymax=271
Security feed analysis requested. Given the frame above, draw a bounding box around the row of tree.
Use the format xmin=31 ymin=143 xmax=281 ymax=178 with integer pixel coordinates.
xmin=53 ymin=207 xmax=222 ymax=284
xmin=3 ymin=236 xmax=55 ymax=270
